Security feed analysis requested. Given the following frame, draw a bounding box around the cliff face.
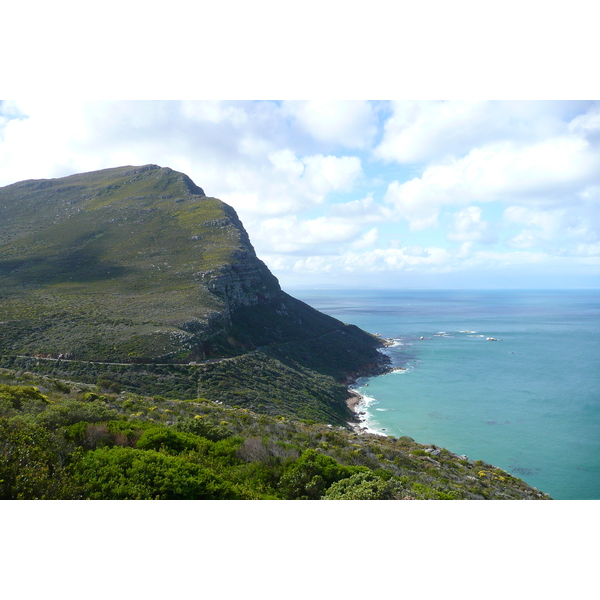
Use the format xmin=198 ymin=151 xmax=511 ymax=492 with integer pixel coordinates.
xmin=205 ymin=257 xmax=280 ymax=309
xmin=0 ymin=165 xmax=387 ymax=382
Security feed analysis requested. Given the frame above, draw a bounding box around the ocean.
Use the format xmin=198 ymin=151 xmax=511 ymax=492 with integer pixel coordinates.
xmin=292 ymin=289 xmax=600 ymax=500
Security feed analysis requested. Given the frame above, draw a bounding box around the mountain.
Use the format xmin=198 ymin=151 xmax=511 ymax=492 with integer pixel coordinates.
xmin=0 ymin=166 xmax=552 ymax=500
xmin=0 ymin=165 xmax=388 ymax=424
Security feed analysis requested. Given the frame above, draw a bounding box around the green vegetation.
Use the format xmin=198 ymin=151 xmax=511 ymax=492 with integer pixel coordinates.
xmin=0 ymin=164 xmax=267 ymax=363
xmin=0 ymin=352 xmax=355 ymax=425
xmin=0 ymin=368 xmax=552 ymax=500
xmin=1 ymin=165 xmax=387 ymax=425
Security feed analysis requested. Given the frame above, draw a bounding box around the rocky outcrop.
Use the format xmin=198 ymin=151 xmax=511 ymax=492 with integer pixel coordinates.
xmin=204 ymin=257 xmax=282 ymax=311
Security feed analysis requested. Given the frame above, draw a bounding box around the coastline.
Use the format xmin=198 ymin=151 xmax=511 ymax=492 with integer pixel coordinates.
xmin=346 ymin=388 xmax=368 ymax=434
xmin=345 ymin=337 xmax=401 ymax=434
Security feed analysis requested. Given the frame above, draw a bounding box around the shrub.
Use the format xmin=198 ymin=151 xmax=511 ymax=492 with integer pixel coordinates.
xmin=0 ymin=417 xmax=78 ymax=499
xmin=74 ymin=447 xmax=241 ymax=499
xmin=36 ymin=399 xmax=120 ymax=429
xmin=0 ymin=384 xmax=48 ymax=410
xmin=0 ymin=396 xmax=16 ymax=418
xmin=237 ymin=437 xmax=270 ymax=462
xmin=136 ymin=427 xmax=207 ymax=454
xmin=62 ymin=421 xmax=115 ymax=450
xmin=174 ymin=416 xmax=230 ymax=442
xmin=323 ymin=472 xmax=401 ymax=500
xmin=398 ymin=436 xmax=415 ymax=444
xmin=278 ymin=449 xmax=357 ymax=500
xmin=96 ymin=378 xmax=121 ymax=394
xmin=53 ymin=380 xmax=71 ymax=394
xmin=410 ymin=449 xmax=427 ymax=456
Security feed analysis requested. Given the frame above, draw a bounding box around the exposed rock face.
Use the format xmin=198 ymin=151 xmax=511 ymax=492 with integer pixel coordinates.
xmin=204 ymin=252 xmax=281 ymax=311
xmin=198 ymin=201 xmax=281 ymax=311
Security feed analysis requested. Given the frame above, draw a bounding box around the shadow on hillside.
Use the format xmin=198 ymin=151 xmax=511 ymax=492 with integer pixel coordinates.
xmin=0 ymin=248 xmax=131 ymax=286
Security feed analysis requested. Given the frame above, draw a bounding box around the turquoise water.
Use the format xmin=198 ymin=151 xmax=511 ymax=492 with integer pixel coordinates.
xmin=292 ymin=289 xmax=600 ymax=500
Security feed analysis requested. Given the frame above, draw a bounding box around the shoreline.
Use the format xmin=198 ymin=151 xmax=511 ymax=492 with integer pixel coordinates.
xmin=346 ymin=387 xmax=390 ymax=436
xmin=344 ymin=340 xmax=403 ymax=434
xmin=346 ymin=388 xmax=368 ymax=434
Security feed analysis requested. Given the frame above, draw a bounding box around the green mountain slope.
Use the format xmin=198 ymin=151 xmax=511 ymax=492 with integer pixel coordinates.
xmin=0 ymin=368 xmax=552 ymax=500
xmin=0 ymin=165 xmax=388 ymax=424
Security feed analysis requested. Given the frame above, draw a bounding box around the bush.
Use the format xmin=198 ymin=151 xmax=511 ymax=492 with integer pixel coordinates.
xmin=36 ymin=399 xmax=120 ymax=429
xmin=278 ymin=449 xmax=357 ymax=500
xmin=0 ymin=384 xmax=48 ymax=410
xmin=0 ymin=396 xmax=16 ymax=418
xmin=323 ymin=472 xmax=400 ymax=500
xmin=136 ymin=427 xmax=206 ymax=454
xmin=410 ymin=449 xmax=427 ymax=456
xmin=74 ymin=446 xmax=241 ymax=499
xmin=174 ymin=416 xmax=230 ymax=442
xmin=53 ymin=380 xmax=71 ymax=393
xmin=62 ymin=421 xmax=116 ymax=450
xmin=96 ymin=378 xmax=121 ymax=394
xmin=0 ymin=417 xmax=78 ymax=499
xmin=64 ymin=420 xmax=158 ymax=450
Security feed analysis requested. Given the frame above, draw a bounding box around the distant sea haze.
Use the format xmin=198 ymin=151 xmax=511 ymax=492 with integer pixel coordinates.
xmin=293 ymin=289 xmax=600 ymax=500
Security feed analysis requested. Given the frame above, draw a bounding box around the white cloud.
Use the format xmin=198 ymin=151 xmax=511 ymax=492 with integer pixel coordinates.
xmin=329 ymin=193 xmax=394 ymax=222
xmin=383 ymin=135 xmax=600 ymax=231
xmin=293 ymin=255 xmax=336 ymax=273
xmin=301 ymin=154 xmax=362 ymax=195
xmin=504 ymin=206 xmax=565 ymax=246
xmin=569 ymin=104 xmax=600 ymax=141
xmin=383 ymin=179 xmax=440 ymax=231
xmin=375 ymin=100 xmax=593 ymax=164
xmin=376 ymin=100 xmax=494 ymax=163
xmin=254 ymin=215 xmax=363 ymax=254
xmin=180 ymin=100 xmax=249 ymax=126
xmin=448 ymin=206 xmax=497 ymax=244
xmin=504 ymin=205 xmax=600 ymax=254
xmin=282 ymin=100 xmax=377 ymax=149
xmin=576 ymin=242 xmax=600 ymax=256
xmin=0 ymin=101 xmax=366 ymax=225
xmin=0 ymin=100 xmax=100 ymax=182
xmin=226 ymin=151 xmax=363 ymax=219
xmin=291 ymin=245 xmax=453 ymax=274
xmin=352 ymin=227 xmax=379 ymax=249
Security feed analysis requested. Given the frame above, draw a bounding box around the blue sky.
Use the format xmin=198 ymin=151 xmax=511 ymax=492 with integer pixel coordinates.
xmin=1 ymin=99 xmax=599 ymax=289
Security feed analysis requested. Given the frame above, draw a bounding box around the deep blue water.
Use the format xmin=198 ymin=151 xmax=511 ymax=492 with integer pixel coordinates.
xmin=291 ymin=289 xmax=600 ymax=500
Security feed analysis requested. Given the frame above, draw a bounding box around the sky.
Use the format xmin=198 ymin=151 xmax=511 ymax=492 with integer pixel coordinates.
xmin=1 ymin=99 xmax=599 ymax=289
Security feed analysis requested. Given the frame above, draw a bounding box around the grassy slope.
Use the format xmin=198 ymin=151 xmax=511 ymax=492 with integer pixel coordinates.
xmin=0 ymin=367 xmax=552 ymax=500
xmin=0 ymin=166 xmax=236 ymax=359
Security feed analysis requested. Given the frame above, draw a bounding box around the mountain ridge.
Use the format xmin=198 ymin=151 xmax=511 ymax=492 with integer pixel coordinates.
xmin=0 ymin=165 xmax=388 ymax=424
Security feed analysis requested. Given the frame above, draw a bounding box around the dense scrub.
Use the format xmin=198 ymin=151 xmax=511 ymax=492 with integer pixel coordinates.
xmin=0 ymin=352 xmax=354 ymax=426
xmin=0 ymin=368 xmax=552 ymax=500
